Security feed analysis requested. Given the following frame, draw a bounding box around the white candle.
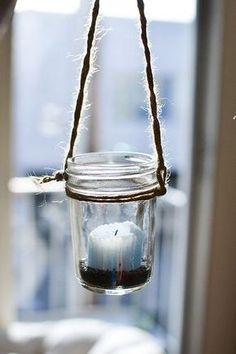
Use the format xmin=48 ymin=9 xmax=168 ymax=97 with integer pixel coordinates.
xmin=87 ymin=221 xmax=144 ymax=271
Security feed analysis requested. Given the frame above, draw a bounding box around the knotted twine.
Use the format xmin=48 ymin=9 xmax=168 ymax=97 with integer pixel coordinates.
xmin=41 ymin=0 xmax=167 ymax=200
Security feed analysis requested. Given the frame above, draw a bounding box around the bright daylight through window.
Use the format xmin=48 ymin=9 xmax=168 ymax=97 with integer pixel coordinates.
xmin=10 ymin=1 xmax=196 ymax=353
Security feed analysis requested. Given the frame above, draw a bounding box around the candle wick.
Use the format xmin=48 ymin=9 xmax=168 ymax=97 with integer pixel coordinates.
xmin=115 ymin=229 xmax=118 ymax=236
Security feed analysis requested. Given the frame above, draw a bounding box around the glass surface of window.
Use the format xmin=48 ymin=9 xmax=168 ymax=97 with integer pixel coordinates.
xmin=11 ymin=1 xmax=197 ymax=352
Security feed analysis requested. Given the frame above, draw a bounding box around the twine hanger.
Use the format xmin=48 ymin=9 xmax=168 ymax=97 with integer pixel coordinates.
xmin=41 ymin=0 xmax=168 ymax=200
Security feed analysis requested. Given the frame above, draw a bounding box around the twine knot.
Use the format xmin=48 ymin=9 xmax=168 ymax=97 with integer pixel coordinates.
xmin=40 ymin=170 xmax=65 ymax=184
xmin=54 ymin=171 xmax=65 ymax=181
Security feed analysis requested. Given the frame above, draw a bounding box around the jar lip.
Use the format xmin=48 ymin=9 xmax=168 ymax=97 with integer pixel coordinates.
xmin=67 ymin=151 xmax=157 ymax=177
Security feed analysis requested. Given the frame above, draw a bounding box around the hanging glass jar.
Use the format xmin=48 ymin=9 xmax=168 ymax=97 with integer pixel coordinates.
xmin=66 ymin=152 xmax=161 ymax=295
xmin=39 ymin=0 xmax=168 ymax=295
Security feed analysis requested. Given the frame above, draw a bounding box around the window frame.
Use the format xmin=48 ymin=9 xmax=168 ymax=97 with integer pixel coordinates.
xmin=182 ymin=0 xmax=236 ymax=354
xmin=1 ymin=0 xmax=235 ymax=352
xmin=0 ymin=28 xmax=14 ymax=326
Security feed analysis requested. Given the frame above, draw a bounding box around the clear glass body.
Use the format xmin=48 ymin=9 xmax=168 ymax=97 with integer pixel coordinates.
xmin=66 ymin=152 xmax=159 ymax=295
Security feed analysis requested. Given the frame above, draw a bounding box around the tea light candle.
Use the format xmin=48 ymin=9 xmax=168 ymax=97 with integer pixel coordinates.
xmin=87 ymin=221 xmax=144 ymax=271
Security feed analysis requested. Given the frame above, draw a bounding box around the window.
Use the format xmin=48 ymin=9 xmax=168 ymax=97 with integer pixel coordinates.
xmin=9 ymin=0 xmax=197 ymax=352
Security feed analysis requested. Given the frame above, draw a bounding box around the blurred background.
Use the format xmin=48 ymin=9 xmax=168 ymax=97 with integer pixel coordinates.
xmin=0 ymin=1 xmax=235 ymax=354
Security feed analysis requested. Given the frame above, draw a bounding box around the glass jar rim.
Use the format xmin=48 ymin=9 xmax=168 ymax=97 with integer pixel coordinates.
xmin=66 ymin=151 xmax=157 ymax=178
xmin=65 ymin=152 xmax=161 ymax=202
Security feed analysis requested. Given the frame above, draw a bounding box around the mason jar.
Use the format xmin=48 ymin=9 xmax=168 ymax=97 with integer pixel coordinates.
xmin=66 ymin=152 xmax=160 ymax=295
